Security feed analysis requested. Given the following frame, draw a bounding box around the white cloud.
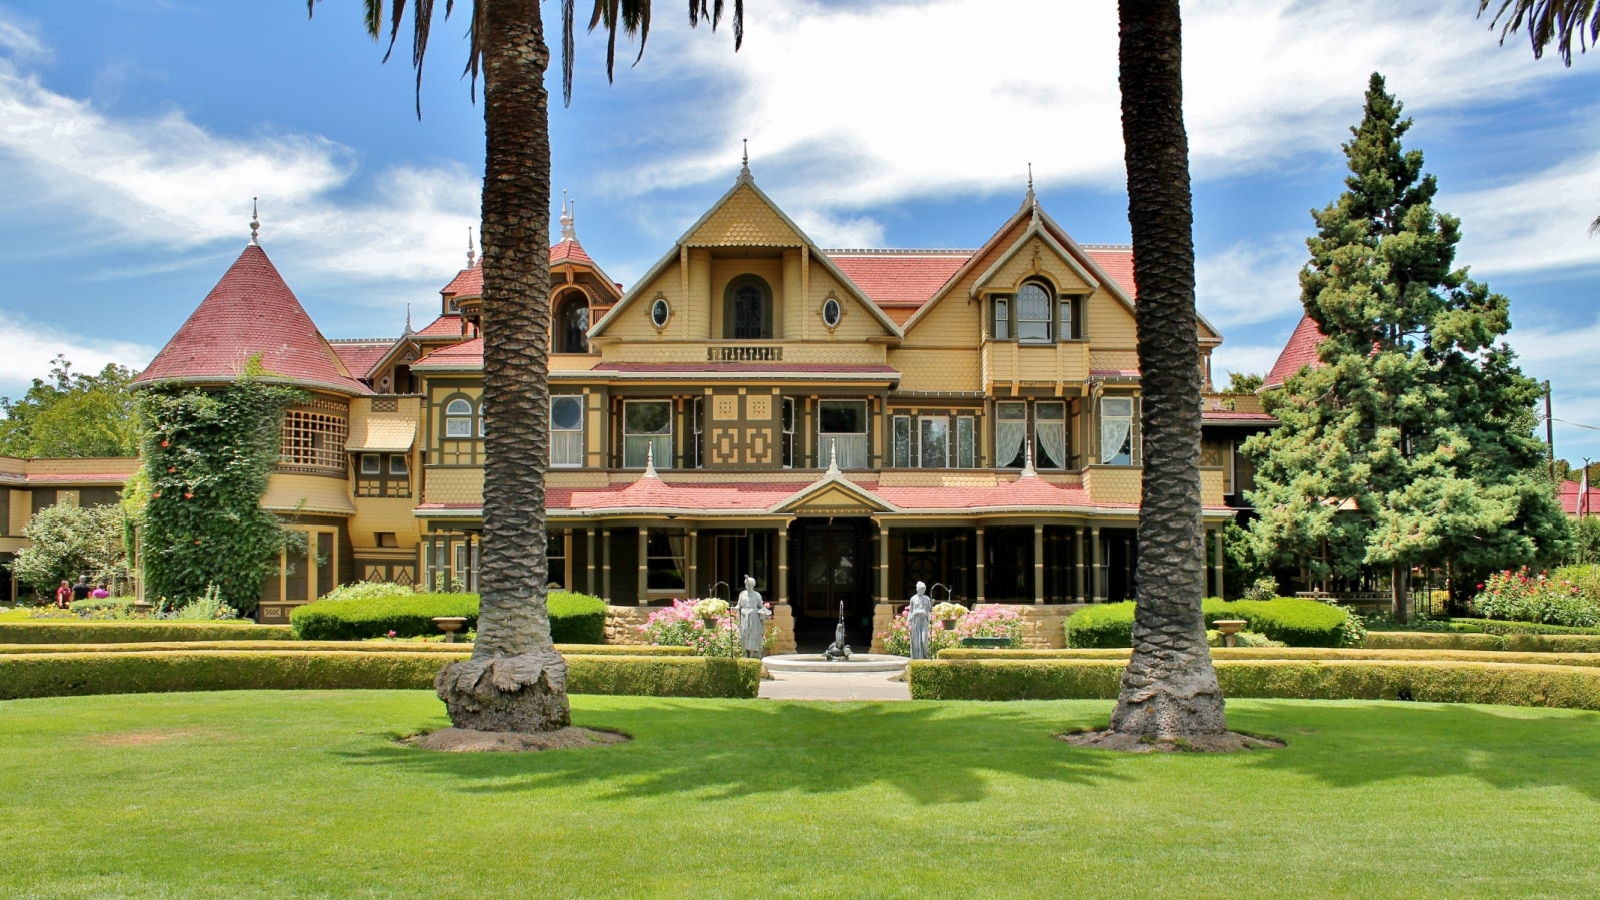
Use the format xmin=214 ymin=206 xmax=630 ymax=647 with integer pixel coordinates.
xmin=607 ymin=0 xmax=1564 ymax=214
xmin=1448 ymin=146 xmax=1600 ymax=277
xmin=1212 ymin=342 xmax=1289 ymax=385
xmin=0 ymin=8 xmax=46 ymax=62
xmin=0 ymin=51 xmax=478 ymax=291
xmin=1195 ymin=237 xmax=1307 ymax=328
xmin=0 ymin=310 xmax=155 ymax=397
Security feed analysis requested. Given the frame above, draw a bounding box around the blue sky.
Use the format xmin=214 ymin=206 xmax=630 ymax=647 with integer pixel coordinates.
xmin=1 ymin=1 xmax=1597 ymax=461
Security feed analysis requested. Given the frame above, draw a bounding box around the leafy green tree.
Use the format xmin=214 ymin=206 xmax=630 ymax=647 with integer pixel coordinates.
xmin=12 ymin=501 xmax=128 ymax=598
xmin=0 ymin=356 xmax=140 ymax=458
xmin=308 ymin=0 xmax=742 ymax=733
xmin=1244 ymin=73 xmax=1568 ymax=618
xmin=1224 ymin=372 xmax=1263 ymax=394
xmin=1107 ymin=0 xmax=1227 ymax=738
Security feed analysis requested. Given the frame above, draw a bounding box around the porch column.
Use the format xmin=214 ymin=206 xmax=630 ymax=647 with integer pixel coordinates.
xmin=600 ymin=527 xmax=611 ymax=604
xmin=975 ymin=527 xmax=987 ymax=605
xmin=637 ymin=528 xmax=649 ymax=605
xmin=1213 ymin=526 xmax=1226 ymax=600
xmin=776 ymin=524 xmax=789 ymax=606
xmin=1033 ymin=523 xmax=1045 ymax=604
xmin=586 ymin=528 xmax=597 ymax=596
xmin=878 ymin=523 xmax=891 ymax=606
xmin=687 ymin=527 xmax=699 ymax=599
xmin=1073 ymin=527 xmax=1085 ymax=603
xmin=1091 ymin=526 xmax=1104 ymax=603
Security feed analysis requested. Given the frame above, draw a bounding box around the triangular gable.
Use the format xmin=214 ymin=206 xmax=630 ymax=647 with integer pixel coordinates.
xmin=900 ymin=195 xmax=1227 ymax=347
xmin=772 ymin=474 xmax=895 ymax=515
xmin=589 ymin=173 xmax=904 ymax=340
xmin=970 ymin=219 xmax=1102 ymax=295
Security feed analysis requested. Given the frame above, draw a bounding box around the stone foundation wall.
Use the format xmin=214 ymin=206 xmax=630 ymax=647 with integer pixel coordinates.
xmin=602 ymin=606 xmax=650 ymax=645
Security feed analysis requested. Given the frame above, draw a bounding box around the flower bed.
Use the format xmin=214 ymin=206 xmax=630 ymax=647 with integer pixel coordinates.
xmin=639 ymin=599 xmax=770 ymax=656
xmin=1472 ymin=566 xmax=1600 ymax=628
xmin=878 ymin=604 xmax=1022 ymax=656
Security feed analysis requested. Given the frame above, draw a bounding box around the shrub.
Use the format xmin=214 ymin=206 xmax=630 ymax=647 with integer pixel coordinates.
xmin=934 ymin=647 xmax=1600 ymax=669
xmin=1448 ymin=618 xmax=1600 ymax=636
xmin=1473 ymin=566 xmax=1600 ymax=628
xmin=288 ymin=591 xmax=607 ymax=643
xmin=1206 ymin=629 xmax=1283 ymax=648
xmin=1065 ymin=599 xmax=1351 ymax=648
xmin=69 ymin=596 xmax=136 ymax=614
xmin=319 ymin=581 xmax=419 ymax=603
xmin=1363 ymin=631 xmax=1600 ymax=653
xmin=879 ymin=605 xmax=1021 ymax=656
xmin=1242 ymin=576 xmax=1279 ymax=602
xmin=0 ymin=651 xmax=759 ymax=700
xmin=908 ymin=658 xmax=1600 ymax=709
xmin=160 ymin=584 xmax=239 ymax=621
xmin=0 ymin=642 xmax=695 ymax=656
xmin=11 ymin=501 xmax=128 ymax=598
xmin=0 ymin=622 xmax=289 ymax=644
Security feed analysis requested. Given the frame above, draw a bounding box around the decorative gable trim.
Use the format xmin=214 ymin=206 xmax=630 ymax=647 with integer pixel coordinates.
xmin=771 ymin=473 xmax=896 ymax=515
xmin=588 ymin=176 xmax=905 ymax=341
xmin=969 ymin=220 xmax=1102 ymax=297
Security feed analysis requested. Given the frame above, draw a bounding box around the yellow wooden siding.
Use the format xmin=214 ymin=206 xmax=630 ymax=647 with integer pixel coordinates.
xmin=709 ymin=257 xmax=785 ymax=338
xmin=1089 ymin=350 xmax=1140 ymax=372
xmin=981 ymin=342 xmax=1090 ymax=391
xmin=1086 ymin=291 xmax=1138 ymax=348
xmin=424 ymin=468 xmax=484 ymax=506
xmin=348 ymin=498 xmax=423 ymax=551
xmin=8 ymin=489 xmax=29 ymax=536
xmin=981 ymin=235 xmax=1096 ymax=295
xmin=262 ymin=473 xmax=357 ymax=516
xmin=1200 ymin=467 xmax=1226 ymax=507
xmin=1084 ymin=466 xmax=1142 ymax=505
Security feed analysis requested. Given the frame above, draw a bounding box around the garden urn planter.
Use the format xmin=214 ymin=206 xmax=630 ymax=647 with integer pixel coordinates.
xmin=701 ymin=616 xmax=719 ymax=631
xmin=433 ymin=616 xmax=468 ymax=643
xmin=942 ymin=619 xmax=958 ymax=631
xmin=1214 ymin=619 xmax=1248 ymax=648
xmin=132 ymin=599 xmax=153 ymax=618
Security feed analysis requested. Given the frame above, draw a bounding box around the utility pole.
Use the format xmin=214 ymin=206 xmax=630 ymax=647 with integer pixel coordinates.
xmin=1546 ymin=380 xmax=1555 ymax=480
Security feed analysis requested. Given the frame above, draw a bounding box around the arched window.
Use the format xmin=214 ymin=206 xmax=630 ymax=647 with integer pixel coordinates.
xmin=1016 ymin=281 xmax=1054 ymax=342
xmin=444 ymin=398 xmax=475 ymax=438
xmin=555 ymin=291 xmax=590 ymax=353
xmin=723 ymin=275 xmax=773 ymax=340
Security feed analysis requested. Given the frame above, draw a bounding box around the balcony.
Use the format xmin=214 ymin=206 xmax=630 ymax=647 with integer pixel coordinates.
xmin=983 ymin=340 xmax=1090 ymax=391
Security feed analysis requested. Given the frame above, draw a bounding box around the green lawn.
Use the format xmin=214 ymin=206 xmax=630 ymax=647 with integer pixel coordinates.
xmin=2 ymin=693 xmax=1598 ymax=898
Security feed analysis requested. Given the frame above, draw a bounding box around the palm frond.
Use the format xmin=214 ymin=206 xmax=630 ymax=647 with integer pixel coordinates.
xmin=1479 ymin=0 xmax=1600 ymax=65
xmin=310 ymin=0 xmax=466 ymax=120
xmin=563 ymin=0 xmax=741 ymax=106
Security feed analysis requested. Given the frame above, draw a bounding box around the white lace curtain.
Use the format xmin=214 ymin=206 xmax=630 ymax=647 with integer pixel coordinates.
xmin=1037 ymin=422 xmax=1067 ymax=468
xmin=997 ymin=420 xmax=1026 ymax=469
xmin=1100 ymin=399 xmax=1133 ymax=464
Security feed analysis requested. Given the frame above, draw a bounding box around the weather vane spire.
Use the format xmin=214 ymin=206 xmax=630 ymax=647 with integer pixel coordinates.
xmin=738 ymin=138 xmax=752 ymax=184
xmin=560 ymin=190 xmax=576 ymax=241
xmin=466 ymin=227 xmax=476 ymax=267
xmin=249 ymin=197 xmax=260 ymax=246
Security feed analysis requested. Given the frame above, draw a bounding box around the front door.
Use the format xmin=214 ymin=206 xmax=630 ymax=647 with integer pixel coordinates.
xmin=794 ymin=519 xmax=871 ymax=651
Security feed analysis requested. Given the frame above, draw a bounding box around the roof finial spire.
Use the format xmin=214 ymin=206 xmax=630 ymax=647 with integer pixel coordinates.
xmin=249 ymin=197 xmax=260 ymax=246
xmin=466 ymin=227 xmax=476 ymax=267
xmin=1021 ymin=431 xmax=1037 ymax=478
xmin=560 ymin=190 xmax=576 ymax=241
xmin=405 ymin=303 xmax=414 ymax=335
xmin=644 ymin=442 xmax=659 ymax=479
xmin=738 ymin=138 xmax=753 ymax=184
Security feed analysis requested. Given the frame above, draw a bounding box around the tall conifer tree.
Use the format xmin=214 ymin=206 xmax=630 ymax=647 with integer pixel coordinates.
xmin=1244 ymin=73 xmax=1566 ymax=617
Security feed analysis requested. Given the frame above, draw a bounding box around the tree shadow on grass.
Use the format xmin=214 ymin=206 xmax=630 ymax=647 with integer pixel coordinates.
xmin=1222 ymin=700 xmax=1600 ymax=801
xmin=337 ymin=699 xmax=1136 ymax=806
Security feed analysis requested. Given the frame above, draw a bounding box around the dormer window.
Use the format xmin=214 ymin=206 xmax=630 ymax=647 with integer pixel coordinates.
xmin=724 ymin=275 xmax=773 ymax=340
xmin=992 ymin=281 xmax=1080 ymax=342
xmin=555 ymin=290 xmax=589 ymax=353
xmin=1017 ymin=281 xmax=1053 ymax=342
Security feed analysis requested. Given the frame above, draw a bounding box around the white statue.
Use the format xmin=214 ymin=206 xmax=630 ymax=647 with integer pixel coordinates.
xmin=907 ymin=580 xmax=933 ymax=660
xmin=736 ymin=575 xmax=770 ymax=658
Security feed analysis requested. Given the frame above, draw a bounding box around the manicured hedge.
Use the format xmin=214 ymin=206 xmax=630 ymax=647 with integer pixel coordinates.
xmin=0 ymin=651 xmax=758 ymax=700
xmin=0 ymin=642 xmax=694 ymax=657
xmin=1448 ymin=618 xmax=1600 ymax=636
xmin=288 ymin=591 xmax=607 ymax=644
xmin=0 ymin=622 xmax=292 ymax=644
xmin=937 ymin=646 xmax=1600 ymax=668
xmin=1365 ymin=631 xmax=1600 ymax=653
xmin=1064 ymin=599 xmax=1349 ymax=648
xmin=909 ymin=658 xmax=1600 ymax=709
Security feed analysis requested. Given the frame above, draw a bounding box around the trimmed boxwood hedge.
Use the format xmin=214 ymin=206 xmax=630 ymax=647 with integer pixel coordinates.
xmin=936 ymin=646 xmax=1600 ymax=668
xmin=0 ymin=651 xmax=758 ymax=700
xmin=1446 ymin=618 xmax=1600 ymax=636
xmin=288 ymin=591 xmax=607 ymax=643
xmin=0 ymin=622 xmax=292 ymax=644
xmin=1064 ymin=599 xmax=1349 ymax=648
xmin=1364 ymin=631 xmax=1600 ymax=653
xmin=909 ymin=658 xmax=1600 ymax=709
xmin=0 ymin=642 xmax=694 ymax=656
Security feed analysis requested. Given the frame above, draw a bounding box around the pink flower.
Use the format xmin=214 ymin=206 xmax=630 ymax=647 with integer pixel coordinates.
xmin=387 ymin=630 xmax=396 ymax=638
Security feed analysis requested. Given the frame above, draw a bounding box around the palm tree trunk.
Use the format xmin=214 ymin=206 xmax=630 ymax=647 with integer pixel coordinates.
xmin=435 ymin=0 xmax=571 ymax=732
xmin=1108 ymin=0 xmax=1226 ymax=737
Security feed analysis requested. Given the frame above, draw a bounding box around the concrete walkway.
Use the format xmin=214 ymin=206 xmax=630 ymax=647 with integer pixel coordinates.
xmin=758 ymin=670 xmax=911 ymax=701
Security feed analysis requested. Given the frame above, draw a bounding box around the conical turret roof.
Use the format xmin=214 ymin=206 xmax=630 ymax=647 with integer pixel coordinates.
xmin=134 ymin=244 xmax=368 ymax=395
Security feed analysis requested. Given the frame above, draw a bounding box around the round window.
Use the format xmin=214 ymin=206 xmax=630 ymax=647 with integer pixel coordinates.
xmin=821 ymin=297 xmax=842 ymax=329
xmin=650 ymin=297 xmax=670 ymax=329
xmin=551 ymin=395 xmax=583 ymax=430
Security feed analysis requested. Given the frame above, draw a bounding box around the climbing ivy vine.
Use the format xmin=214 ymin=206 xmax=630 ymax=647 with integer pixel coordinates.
xmin=135 ymin=371 xmax=303 ymax=613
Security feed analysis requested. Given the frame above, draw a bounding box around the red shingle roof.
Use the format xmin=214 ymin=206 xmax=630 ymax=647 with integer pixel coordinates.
xmin=328 ymin=340 xmax=392 ymax=379
xmin=827 ymin=252 xmax=970 ymax=309
xmin=134 ymin=244 xmax=368 ymax=395
xmin=1264 ymin=314 xmax=1324 ymax=390
xmin=550 ymin=239 xmax=594 ymax=267
xmin=411 ymin=338 xmax=483 ymax=369
xmin=416 ymin=314 xmax=468 ymax=338
xmin=1083 ymin=246 xmax=1136 ymax=298
xmin=1561 ymin=480 xmax=1600 ymax=517
xmin=440 ymin=263 xmax=481 ymax=299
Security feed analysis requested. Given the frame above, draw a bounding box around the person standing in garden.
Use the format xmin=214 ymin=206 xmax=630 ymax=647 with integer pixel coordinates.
xmin=54 ymin=580 xmax=70 ymax=609
xmin=70 ymin=576 xmax=92 ymax=603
